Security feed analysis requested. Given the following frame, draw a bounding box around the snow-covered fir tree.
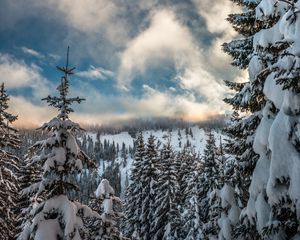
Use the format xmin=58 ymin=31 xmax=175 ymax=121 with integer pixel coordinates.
xmin=16 ymin=149 xmax=41 ymax=238
xmin=181 ymin=156 xmax=204 ymax=240
xmin=223 ymin=0 xmax=275 ymax=237
xmin=140 ymin=134 xmax=160 ymax=239
xmin=90 ymin=179 xmax=125 ymax=239
xmin=122 ymin=132 xmax=145 ymax=239
xmin=248 ymin=0 xmax=300 ymax=238
xmin=18 ymin=48 xmax=99 ymax=240
xmin=225 ymin=0 xmax=300 ymax=238
xmin=201 ymin=131 xmax=222 ymax=239
xmin=151 ymin=140 xmax=181 ymax=240
xmin=0 ymin=83 xmax=21 ymax=240
xmin=215 ymin=141 xmax=241 ymax=240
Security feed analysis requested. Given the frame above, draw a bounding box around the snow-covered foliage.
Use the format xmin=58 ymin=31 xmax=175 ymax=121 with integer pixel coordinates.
xmin=122 ymin=132 xmax=145 ymax=239
xmin=90 ymin=179 xmax=125 ymax=239
xmin=140 ymin=134 xmax=160 ymax=239
xmin=225 ymin=0 xmax=300 ymax=238
xmin=181 ymin=156 xmax=204 ymax=239
xmin=18 ymin=49 xmax=99 ymax=240
xmin=151 ymin=140 xmax=181 ymax=240
xmin=0 ymin=83 xmax=21 ymax=239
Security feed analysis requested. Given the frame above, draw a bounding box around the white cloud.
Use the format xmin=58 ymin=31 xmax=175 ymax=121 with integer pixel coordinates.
xmin=117 ymin=9 xmax=230 ymax=111
xmin=76 ymin=65 xmax=114 ymax=80
xmin=117 ymin=9 xmax=199 ymax=86
xmin=21 ymin=46 xmax=44 ymax=58
xmin=34 ymin=0 xmax=129 ymax=46
xmin=120 ymin=85 xmax=228 ymax=121
xmin=0 ymin=53 xmax=52 ymax=99
xmin=10 ymin=96 xmax=56 ymax=128
xmin=192 ymin=0 xmax=241 ymax=77
xmin=192 ymin=0 xmax=238 ymax=36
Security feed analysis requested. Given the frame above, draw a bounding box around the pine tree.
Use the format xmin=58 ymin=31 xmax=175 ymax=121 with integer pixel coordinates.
xmin=151 ymin=141 xmax=181 ymax=240
xmin=182 ymin=157 xmax=204 ymax=240
xmin=252 ymin=0 xmax=300 ymax=238
xmin=122 ymin=132 xmax=145 ymax=239
xmin=140 ymin=134 xmax=160 ymax=239
xmin=201 ymin=131 xmax=222 ymax=238
xmin=215 ymin=139 xmax=241 ymax=240
xmin=222 ymin=0 xmax=280 ymax=237
xmin=0 ymin=83 xmax=21 ymax=240
xmin=224 ymin=0 xmax=300 ymax=238
xmin=90 ymin=179 xmax=125 ymax=239
xmin=18 ymin=47 xmax=98 ymax=240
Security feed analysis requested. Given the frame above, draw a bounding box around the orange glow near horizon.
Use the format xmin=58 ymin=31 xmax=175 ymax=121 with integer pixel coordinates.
xmin=12 ymin=110 xmax=225 ymax=129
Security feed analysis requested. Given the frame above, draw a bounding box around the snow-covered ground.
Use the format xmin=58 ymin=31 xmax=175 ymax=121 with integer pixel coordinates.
xmin=87 ymin=126 xmax=224 ymax=154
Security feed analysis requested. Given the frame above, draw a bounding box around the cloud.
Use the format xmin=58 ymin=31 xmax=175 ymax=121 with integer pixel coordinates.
xmin=120 ymin=85 xmax=228 ymax=121
xmin=117 ymin=9 xmax=231 ymax=110
xmin=34 ymin=0 xmax=129 ymax=46
xmin=192 ymin=0 xmax=241 ymax=78
xmin=117 ymin=9 xmax=198 ymax=87
xmin=10 ymin=96 xmax=56 ymax=128
xmin=192 ymin=0 xmax=238 ymax=36
xmin=0 ymin=53 xmax=52 ymax=99
xmin=21 ymin=46 xmax=44 ymax=58
xmin=76 ymin=65 xmax=114 ymax=80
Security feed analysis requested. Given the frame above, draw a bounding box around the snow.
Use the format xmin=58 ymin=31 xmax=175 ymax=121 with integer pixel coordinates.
xmin=248 ymin=55 xmax=263 ymax=81
xmin=255 ymin=192 xmax=271 ymax=233
xmin=35 ymin=219 xmax=62 ymax=240
xmin=27 ymin=195 xmax=99 ymax=240
xmin=85 ymin=126 xmax=225 ymax=196
xmin=87 ymin=126 xmax=223 ymax=155
xmin=95 ymin=179 xmax=115 ymax=198
xmin=253 ymin=22 xmax=283 ymax=48
xmin=102 ymin=198 xmax=113 ymax=215
xmin=263 ymin=73 xmax=285 ymax=109
xmin=256 ymin=0 xmax=277 ymax=19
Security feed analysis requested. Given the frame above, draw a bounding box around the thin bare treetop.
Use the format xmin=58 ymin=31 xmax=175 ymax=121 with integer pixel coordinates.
xmin=42 ymin=46 xmax=85 ymax=120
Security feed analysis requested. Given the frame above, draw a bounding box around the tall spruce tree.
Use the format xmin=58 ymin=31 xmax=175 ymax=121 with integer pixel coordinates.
xmin=201 ymin=131 xmax=222 ymax=239
xmin=122 ymin=132 xmax=145 ymax=239
xmin=224 ymin=0 xmax=300 ymax=238
xmin=0 ymin=83 xmax=21 ymax=240
xmin=182 ymin=156 xmax=204 ymax=240
xmin=140 ymin=134 xmax=160 ymax=239
xmin=223 ymin=0 xmax=280 ymax=237
xmin=151 ymin=141 xmax=181 ymax=240
xmin=18 ymin=47 xmax=98 ymax=240
xmin=248 ymin=0 xmax=300 ymax=238
xmin=90 ymin=179 xmax=125 ymax=239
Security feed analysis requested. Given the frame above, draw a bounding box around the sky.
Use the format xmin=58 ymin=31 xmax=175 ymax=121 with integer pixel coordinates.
xmin=0 ymin=0 xmax=246 ymax=127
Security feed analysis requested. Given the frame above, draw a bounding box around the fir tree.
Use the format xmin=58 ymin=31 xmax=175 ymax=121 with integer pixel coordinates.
xmin=224 ymin=0 xmax=300 ymax=237
xmin=122 ymin=132 xmax=145 ymax=239
xmin=140 ymin=134 xmax=160 ymax=240
xmin=182 ymin=157 xmax=204 ymax=240
xmin=90 ymin=179 xmax=125 ymax=239
xmin=151 ymin=141 xmax=181 ymax=240
xmin=222 ymin=0 xmax=278 ymax=237
xmin=19 ymin=47 xmax=98 ymax=240
xmin=252 ymin=0 xmax=300 ymax=238
xmin=201 ymin=131 xmax=222 ymax=238
xmin=0 ymin=83 xmax=21 ymax=240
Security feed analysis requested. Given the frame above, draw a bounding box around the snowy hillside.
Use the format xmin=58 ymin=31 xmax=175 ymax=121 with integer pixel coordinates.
xmin=82 ymin=126 xmax=225 ymax=197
